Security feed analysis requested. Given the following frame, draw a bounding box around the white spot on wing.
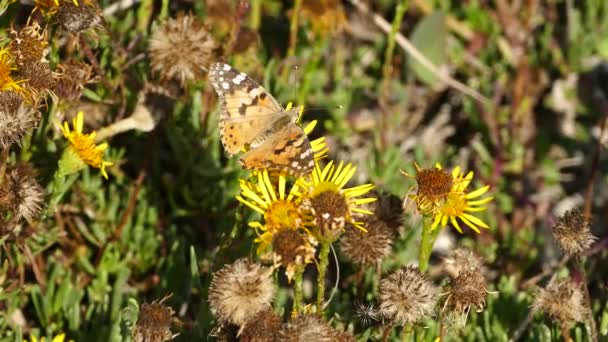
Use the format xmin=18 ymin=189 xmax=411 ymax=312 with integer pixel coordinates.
xmin=221 ymin=83 xmax=230 ymax=89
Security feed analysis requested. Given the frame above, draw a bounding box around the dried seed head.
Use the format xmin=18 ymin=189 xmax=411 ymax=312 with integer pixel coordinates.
xmin=367 ymin=190 xmax=403 ymax=231
xmin=272 ymin=229 xmax=316 ymax=282
xmin=378 ymin=265 xmax=438 ymax=326
xmin=444 ymin=267 xmax=487 ymax=323
xmin=304 ymin=190 xmax=349 ymax=241
xmin=0 ymin=100 xmax=40 ymax=149
xmin=0 ymin=91 xmax=24 ymax=113
xmin=532 ymin=276 xmax=588 ymax=329
xmin=0 ymin=164 xmax=44 ymax=221
xmin=133 ymin=297 xmax=180 ymax=342
xmin=239 ymin=309 xmax=281 ymax=342
xmin=208 ymin=259 xmax=275 ymax=327
xmin=339 ymin=219 xmax=393 ymax=267
xmin=443 ymin=248 xmax=485 ymax=279
xmin=149 ymin=13 xmax=218 ymax=85
xmin=55 ymin=1 xmax=103 ymax=33
xmin=300 ymin=0 xmax=348 ymax=37
xmin=277 ymin=314 xmax=346 ymax=342
xmin=8 ymin=23 xmax=48 ymax=67
xmin=54 ymin=60 xmax=96 ymax=102
xmin=552 ymin=209 xmax=596 ymax=255
xmin=18 ymin=60 xmax=55 ymax=101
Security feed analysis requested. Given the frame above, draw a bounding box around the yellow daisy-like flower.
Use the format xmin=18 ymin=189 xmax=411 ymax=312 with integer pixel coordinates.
xmin=406 ymin=164 xmax=493 ymax=233
xmin=297 ymin=160 xmax=376 ymax=242
xmin=61 ymin=111 xmax=112 ymax=179
xmin=0 ymin=48 xmax=26 ymax=94
xmin=287 ymin=103 xmax=329 ymax=162
xmin=24 ymin=333 xmax=74 ymax=342
xmin=237 ymin=170 xmax=308 ymax=253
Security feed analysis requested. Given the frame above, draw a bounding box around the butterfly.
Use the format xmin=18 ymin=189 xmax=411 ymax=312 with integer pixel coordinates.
xmin=208 ymin=62 xmax=314 ymax=176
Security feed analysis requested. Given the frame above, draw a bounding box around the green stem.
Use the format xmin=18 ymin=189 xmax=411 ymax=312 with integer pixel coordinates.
xmin=418 ymin=216 xmax=440 ymax=273
xmin=316 ymin=240 xmax=331 ymax=315
xmin=286 ymin=0 xmax=303 ymax=58
xmin=249 ymin=0 xmax=262 ymax=31
xmin=402 ymin=323 xmax=412 ymax=342
xmin=381 ymin=0 xmax=409 ymax=98
xmin=293 ymin=265 xmax=305 ymax=315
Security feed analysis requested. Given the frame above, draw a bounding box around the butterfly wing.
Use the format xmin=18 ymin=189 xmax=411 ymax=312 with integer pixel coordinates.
xmin=240 ymin=123 xmax=314 ymax=176
xmin=208 ymin=63 xmax=296 ymax=156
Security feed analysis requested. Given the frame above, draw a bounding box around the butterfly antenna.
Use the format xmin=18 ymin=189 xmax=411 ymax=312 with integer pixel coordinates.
xmin=323 ymin=243 xmax=340 ymax=310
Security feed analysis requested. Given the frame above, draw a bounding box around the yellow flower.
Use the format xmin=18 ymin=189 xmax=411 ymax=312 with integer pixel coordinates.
xmin=237 ymin=170 xmax=308 ymax=253
xmin=0 ymin=48 xmax=26 ymax=94
xmin=406 ymin=164 xmax=493 ymax=233
xmin=298 ymin=160 xmax=376 ymax=242
xmin=61 ymin=111 xmax=112 ymax=179
xmin=24 ymin=333 xmax=74 ymax=342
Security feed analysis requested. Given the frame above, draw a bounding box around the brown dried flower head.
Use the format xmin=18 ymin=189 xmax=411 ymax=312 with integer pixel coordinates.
xmin=300 ymin=0 xmax=348 ymax=37
xmin=378 ymin=265 xmax=438 ymax=326
xmin=444 ymin=267 xmax=487 ymax=324
xmin=54 ymin=60 xmax=96 ymax=102
xmin=8 ymin=23 xmax=48 ymax=67
xmin=55 ymin=0 xmax=103 ymax=33
xmin=149 ymin=13 xmax=218 ymax=85
xmin=552 ymin=209 xmax=596 ymax=255
xmin=134 ymin=296 xmax=180 ymax=342
xmin=532 ymin=276 xmax=588 ymax=329
xmin=18 ymin=60 xmax=55 ymax=102
xmin=303 ymin=190 xmax=349 ymax=241
xmin=0 ymin=96 xmax=40 ymax=149
xmin=272 ymin=229 xmax=316 ymax=282
xmin=208 ymin=258 xmax=275 ymax=327
xmin=0 ymin=164 xmax=45 ymax=221
xmin=367 ymin=190 xmax=404 ymax=232
xmin=239 ymin=309 xmax=281 ymax=342
xmin=277 ymin=314 xmax=348 ymax=342
xmin=339 ymin=219 xmax=393 ymax=267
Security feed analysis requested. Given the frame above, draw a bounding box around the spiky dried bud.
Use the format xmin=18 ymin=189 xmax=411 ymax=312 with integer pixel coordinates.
xmin=208 ymin=259 xmax=275 ymax=327
xmin=339 ymin=219 xmax=393 ymax=267
xmin=272 ymin=229 xmax=316 ymax=282
xmin=444 ymin=267 xmax=487 ymax=323
xmin=0 ymin=164 xmax=44 ymax=221
xmin=54 ymin=60 xmax=96 ymax=102
xmin=532 ymin=276 xmax=588 ymax=329
xmin=149 ymin=13 xmax=218 ymax=85
xmin=8 ymin=23 xmax=48 ymax=67
xmin=278 ymin=314 xmax=350 ymax=342
xmin=378 ymin=265 xmax=438 ymax=326
xmin=0 ymin=99 xmax=40 ymax=149
xmin=133 ymin=296 xmax=180 ymax=342
xmin=56 ymin=1 xmax=102 ymax=33
xmin=239 ymin=309 xmax=281 ymax=342
xmin=552 ymin=209 xmax=596 ymax=255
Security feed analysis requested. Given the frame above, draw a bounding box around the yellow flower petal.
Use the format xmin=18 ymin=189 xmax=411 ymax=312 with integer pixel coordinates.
xmin=466 ymin=185 xmax=490 ymax=199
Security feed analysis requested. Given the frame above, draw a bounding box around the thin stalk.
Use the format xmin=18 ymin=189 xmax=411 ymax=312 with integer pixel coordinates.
xmin=316 ymin=240 xmax=330 ymax=315
xmin=286 ymin=0 xmax=303 ymax=59
xmin=293 ymin=265 xmax=305 ymax=315
xmin=380 ymin=0 xmax=409 ymax=102
xmin=574 ymin=255 xmax=597 ymax=342
xmin=418 ymin=216 xmax=440 ymax=272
